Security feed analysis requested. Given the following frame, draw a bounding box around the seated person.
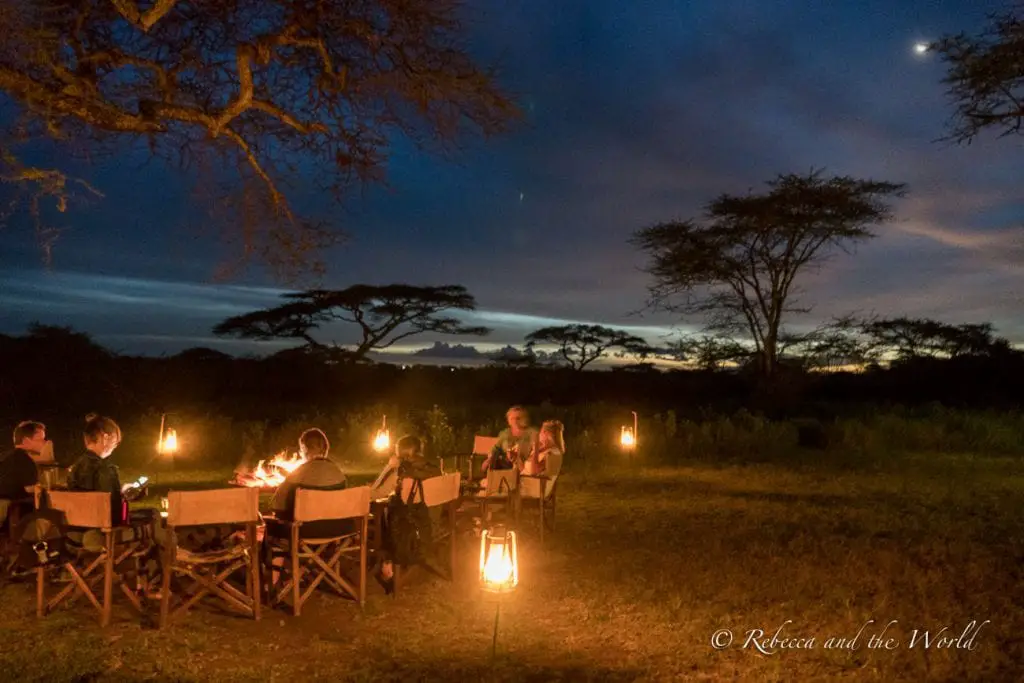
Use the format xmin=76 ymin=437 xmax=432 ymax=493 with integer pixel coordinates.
xmin=373 ymin=435 xmax=442 ymax=590
xmin=269 ymin=428 xmax=347 ymax=538
xmin=370 ymin=435 xmax=442 ymax=499
xmin=1 ymin=421 xmax=45 ymax=509
xmin=523 ymin=420 xmax=565 ymax=478
xmin=66 ymin=414 xmax=148 ymax=550
xmin=482 ymin=405 xmax=539 ymax=474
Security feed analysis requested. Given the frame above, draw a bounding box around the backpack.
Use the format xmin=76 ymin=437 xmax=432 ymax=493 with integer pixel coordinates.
xmin=386 ymin=478 xmax=432 ymax=566
xmin=12 ymin=508 xmax=68 ymax=570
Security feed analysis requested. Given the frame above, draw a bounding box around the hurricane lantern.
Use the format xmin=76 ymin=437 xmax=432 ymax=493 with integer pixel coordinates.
xmin=619 ymin=411 xmax=638 ymax=450
xmin=158 ymin=413 xmax=179 ymax=455
xmin=373 ymin=415 xmax=391 ymax=453
xmin=479 ymin=527 xmax=519 ymax=594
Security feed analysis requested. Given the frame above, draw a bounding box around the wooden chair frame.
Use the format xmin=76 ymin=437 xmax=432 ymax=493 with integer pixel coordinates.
xmin=37 ymin=491 xmax=147 ymax=627
xmin=456 ymin=436 xmax=498 ymax=489
xmin=158 ymin=488 xmax=261 ymax=628
xmin=475 ymin=468 xmax=520 ymax=526
xmin=519 ymin=475 xmax=558 ymax=544
xmin=264 ymin=486 xmax=371 ymax=616
xmin=393 ymin=473 xmax=462 ymax=595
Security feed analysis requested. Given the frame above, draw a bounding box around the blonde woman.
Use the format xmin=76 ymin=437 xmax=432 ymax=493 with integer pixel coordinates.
xmin=524 ymin=420 xmax=565 ymax=478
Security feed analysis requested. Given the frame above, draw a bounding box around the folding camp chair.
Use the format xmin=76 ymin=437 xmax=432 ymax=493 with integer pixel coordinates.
xmin=393 ymin=473 xmax=462 ymax=595
xmin=38 ymin=491 xmax=148 ymax=626
xmin=474 ymin=468 xmax=519 ymax=526
xmin=158 ymin=487 xmax=260 ymax=628
xmin=457 ymin=436 xmax=498 ymax=491
xmin=265 ymin=485 xmax=371 ymax=616
xmin=519 ymin=475 xmax=558 ymax=544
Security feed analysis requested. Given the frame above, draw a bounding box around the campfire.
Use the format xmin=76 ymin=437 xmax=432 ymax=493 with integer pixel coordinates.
xmin=232 ymin=450 xmax=307 ymax=489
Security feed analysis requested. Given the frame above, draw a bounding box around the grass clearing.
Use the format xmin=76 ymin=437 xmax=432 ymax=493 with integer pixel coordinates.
xmin=2 ymin=451 xmax=1022 ymax=681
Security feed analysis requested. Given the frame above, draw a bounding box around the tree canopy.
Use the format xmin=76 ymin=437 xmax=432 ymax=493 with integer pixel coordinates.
xmin=632 ymin=172 xmax=905 ymax=379
xmin=0 ymin=0 xmax=517 ymax=277
xmin=213 ymin=284 xmax=490 ymax=362
xmin=524 ymin=324 xmax=652 ymax=371
xmin=933 ymin=9 xmax=1024 ymax=142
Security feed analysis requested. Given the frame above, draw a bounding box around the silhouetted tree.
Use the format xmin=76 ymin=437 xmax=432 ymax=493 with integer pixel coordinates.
xmin=777 ymin=317 xmax=882 ymax=372
xmin=665 ymin=334 xmax=751 ymax=371
xmin=213 ymin=284 xmax=490 ymax=362
xmin=933 ymin=9 xmax=1024 ymax=142
xmin=859 ymin=317 xmax=1012 ymax=361
xmin=0 ymin=0 xmax=517 ymax=276
xmin=524 ymin=324 xmax=652 ymax=371
xmin=632 ymin=172 xmax=905 ymax=380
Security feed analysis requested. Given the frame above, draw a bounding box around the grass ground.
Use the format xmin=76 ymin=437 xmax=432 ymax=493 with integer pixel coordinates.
xmin=2 ymin=451 xmax=1023 ymax=682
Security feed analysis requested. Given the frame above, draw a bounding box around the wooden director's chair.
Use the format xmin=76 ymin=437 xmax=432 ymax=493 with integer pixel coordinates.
xmin=38 ymin=491 xmax=148 ymax=627
xmin=519 ymin=474 xmax=559 ymax=544
xmin=158 ymin=487 xmax=261 ymax=628
xmin=265 ymin=485 xmax=371 ymax=616
xmin=393 ymin=473 xmax=462 ymax=595
xmin=475 ymin=468 xmax=519 ymax=525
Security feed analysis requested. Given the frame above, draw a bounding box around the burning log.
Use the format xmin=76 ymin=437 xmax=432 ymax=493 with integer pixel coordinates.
xmin=231 ymin=450 xmax=307 ymax=489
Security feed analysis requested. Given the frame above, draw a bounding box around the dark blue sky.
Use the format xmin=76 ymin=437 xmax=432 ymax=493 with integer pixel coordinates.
xmin=1 ymin=0 xmax=1022 ymax=361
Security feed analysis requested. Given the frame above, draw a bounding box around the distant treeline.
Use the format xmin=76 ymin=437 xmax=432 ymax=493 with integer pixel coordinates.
xmin=2 ymin=325 xmax=1023 ymax=459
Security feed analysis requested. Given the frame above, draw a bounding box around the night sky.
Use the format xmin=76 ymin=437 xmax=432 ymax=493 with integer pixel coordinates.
xmin=1 ymin=0 xmax=1022 ymax=363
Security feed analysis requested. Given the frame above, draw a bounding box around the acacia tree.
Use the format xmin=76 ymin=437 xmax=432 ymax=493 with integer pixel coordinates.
xmin=932 ymin=9 xmax=1024 ymax=142
xmin=213 ymin=284 xmax=490 ymax=362
xmin=632 ymin=172 xmax=905 ymax=380
xmin=524 ymin=324 xmax=652 ymax=371
xmin=0 ymin=0 xmax=516 ymax=277
xmin=858 ymin=317 xmax=1012 ymax=361
xmin=666 ymin=334 xmax=752 ymax=371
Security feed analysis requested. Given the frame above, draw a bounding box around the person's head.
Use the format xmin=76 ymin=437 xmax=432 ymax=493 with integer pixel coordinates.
xmin=539 ymin=420 xmax=565 ymax=451
xmin=299 ymin=428 xmax=330 ymax=459
xmin=83 ymin=414 xmax=121 ymax=458
xmin=395 ymin=435 xmax=423 ymax=462
xmin=506 ymin=405 xmax=530 ymax=434
xmin=13 ymin=420 xmax=46 ymax=453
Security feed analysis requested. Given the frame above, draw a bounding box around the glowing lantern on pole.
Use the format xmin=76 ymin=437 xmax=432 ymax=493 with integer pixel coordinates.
xmin=373 ymin=416 xmax=391 ymax=453
xmin=479 ymin=526 xmax=519 ymax=594
xmin=158 ymin=413 xmax=179 ymax=455
xmin=620 ymin=411 xmax=638 ymax=450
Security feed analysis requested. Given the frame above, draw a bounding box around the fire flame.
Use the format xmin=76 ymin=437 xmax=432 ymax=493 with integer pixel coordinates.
xmin=235 ymin=450 xmax=308 ymax=488
xmin=160 ymin=428 xmax=178 ymax=454
xmin=373 ymin=429 xmax=391 ymax=452
xmin=620 ymin=426 xmax=635 ymax=448
xmin=482 ymin=546 xmax=514 ymax=586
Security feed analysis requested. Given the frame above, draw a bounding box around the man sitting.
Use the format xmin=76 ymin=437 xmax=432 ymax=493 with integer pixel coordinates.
xmin=1 ymin=421 xmax=46 ymax=521
xmin=269 ymin=428 xmax=347 ymax=538
xmin=483 ymin=405 xmax=539 ymax=474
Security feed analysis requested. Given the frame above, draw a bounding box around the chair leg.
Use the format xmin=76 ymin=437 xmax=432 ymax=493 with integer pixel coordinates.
xmin=36 ymin=566 xmax=45 ymax=617
xmin=359 ymin=517 xmax=367 ymax=608
xmin=449 ymin=502 xmax=457 ymax=581
xmin=101 ymin=532 xmax=113 ymax=627
xmin=291 ymin=526 xmax=301 ymax=616
xmin=158 ymin=540 xmax=173 ymax=629
xmin=249 ymin=523 xmax=261 ymax=622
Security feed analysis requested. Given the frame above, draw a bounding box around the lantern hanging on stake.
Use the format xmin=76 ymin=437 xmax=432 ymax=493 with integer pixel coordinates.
xmin=480 ymin=525 xmax=519 ymax=661
xmin=372 ymin=415 xmax=391 ymax=453
xmin=480 ymin=526 xmax=519 ymax=594
xmin=620 ymin=411 xmax=638 ymax=450
xmin=158 ymin=414 xmax=178 ymax=455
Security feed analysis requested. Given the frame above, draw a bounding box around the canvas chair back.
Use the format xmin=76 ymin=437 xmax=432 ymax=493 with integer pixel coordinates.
xmin=520 ymin=474 xmax=558 ymax=500
xmin=482 ymin=468 xmax=518 ymax=497
xmin=397 ymin=473 xmax=461 ymax=507
xmin=473 ymin=436 xmax=498 ymax=455
xmin=166 ymin=488 xmax=259 ymax=527
xmin=294 ymin=486 xmax=370 ymax=522
xmin=47 ymin=491 xmax=111 ymax=529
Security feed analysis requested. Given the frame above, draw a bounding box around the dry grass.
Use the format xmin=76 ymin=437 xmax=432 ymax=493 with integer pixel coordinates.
xmin=2 ymin=451 xmax=1022 ymax=681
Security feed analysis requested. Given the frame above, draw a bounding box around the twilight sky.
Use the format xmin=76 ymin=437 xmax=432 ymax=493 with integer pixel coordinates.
xmin=1 ymin=0 xmax=1023 ymax=361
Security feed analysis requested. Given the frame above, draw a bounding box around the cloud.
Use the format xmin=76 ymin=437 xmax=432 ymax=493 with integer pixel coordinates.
xmin=410 ymin=342 xmax=486 ymax=359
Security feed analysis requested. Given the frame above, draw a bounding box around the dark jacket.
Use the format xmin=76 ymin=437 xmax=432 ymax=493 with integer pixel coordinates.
xmin=67 ymin=451 xmax=126 ymax=526
xmin=0 ymin=447 xmax=38 ymax=499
